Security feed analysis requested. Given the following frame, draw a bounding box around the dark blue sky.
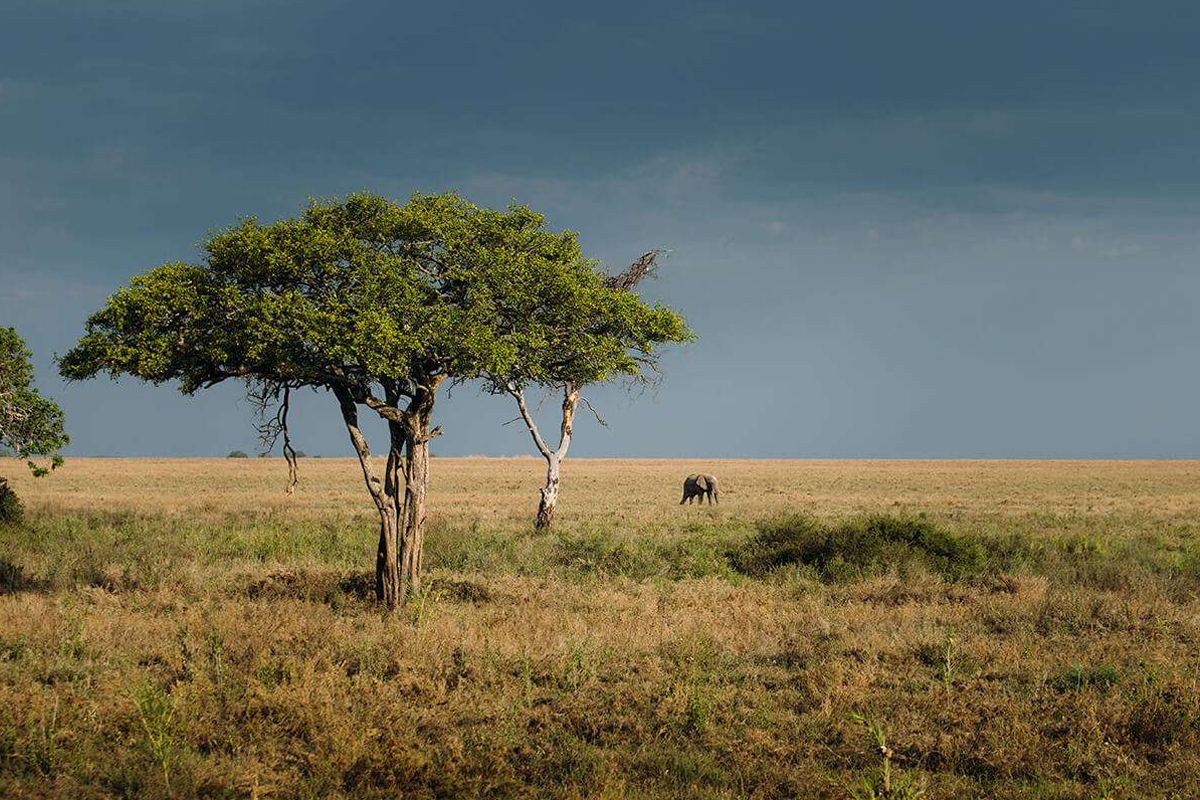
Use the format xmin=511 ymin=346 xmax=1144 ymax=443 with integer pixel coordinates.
xmin=3 ymin=1 xmax=1199 ymax=457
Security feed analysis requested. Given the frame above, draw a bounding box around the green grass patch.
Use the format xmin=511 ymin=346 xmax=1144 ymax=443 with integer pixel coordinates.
xmin=732 ymin=514 xmax=992 ymax=582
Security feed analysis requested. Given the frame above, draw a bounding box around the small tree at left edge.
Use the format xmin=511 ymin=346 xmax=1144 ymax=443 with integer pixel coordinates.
xmin=0 ymin=327 xmax=68 ymax=522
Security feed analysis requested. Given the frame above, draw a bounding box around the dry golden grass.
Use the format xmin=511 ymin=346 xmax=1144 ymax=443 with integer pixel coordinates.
xmin=10 ymin=456 xmax=1200 ymax=521
xmin=3 ymin=458 xmax=1200 ymax=799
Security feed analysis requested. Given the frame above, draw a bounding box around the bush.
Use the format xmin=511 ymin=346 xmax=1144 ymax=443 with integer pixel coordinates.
xmin=227 ymin=450 xmax=249 ymax=458
xmin=731 ymin=513 xmax=986 ymax=582
xmin=0 ymin=478 xmax=23 ymax=525
xmin=0 ymin=558 xmax=39 ymax=593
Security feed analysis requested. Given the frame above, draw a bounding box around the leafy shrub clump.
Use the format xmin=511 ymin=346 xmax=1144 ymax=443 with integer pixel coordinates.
xmin=226 ymin=450 xmax=249 ymax=458
xmin=732 ymin=514 xmax=986 ymax=582
xmin=0 ymin=478 xmax=23 ymax=524
xmin=0 ymin=558 xmax=40 ymax=593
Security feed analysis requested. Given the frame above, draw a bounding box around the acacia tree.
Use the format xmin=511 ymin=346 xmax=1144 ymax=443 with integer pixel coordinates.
xmin=59 ymin=191 xmax=639 ymax=607
xmin=0 ymin=327 xmax=68 ymax=523
xmin=1 ymin=327 xmax=68 ymax=476
xmin=494 ymin=250 xmax=693 ymax=529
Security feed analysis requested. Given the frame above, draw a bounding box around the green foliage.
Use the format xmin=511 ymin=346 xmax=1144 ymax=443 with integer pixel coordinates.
xmin=226 ymin=450 xmax=249 ymax=458
xmin=0 ymin=327 xmax=68 ymax=477
xmin=485 ymin=249 xmax=694 ymax=393
xmin=848 ymin=712 xmax=927 ymax=800
xmin=0 ymin=479 xmax=22 ymax=525
xmin=732 ymin=514 xmax=986 ymax=582
xmin=59 ymin=192 xmax=689 ymax=401
xmin=939 ymin=628 xmax=958 ymax=687
xmin=132 ymin=683 xmax=178 ymax=791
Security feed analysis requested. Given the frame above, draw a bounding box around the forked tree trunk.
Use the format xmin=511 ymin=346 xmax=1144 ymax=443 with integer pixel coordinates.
xmin=335 ymin=385 xmax=402 ymax=610
xmin=399 ymin=379 xmax=441 ymax=597
xmin=513 ymin=384 xmax=579 ymax=531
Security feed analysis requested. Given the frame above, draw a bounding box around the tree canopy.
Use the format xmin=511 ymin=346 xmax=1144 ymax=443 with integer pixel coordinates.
xmin=494 ymin=249 xmax=695 ymax=528
xmin=61 ymin=192 xmax=658 ymax=393
xmin=0 ymin=327 xmax=68 ymax=477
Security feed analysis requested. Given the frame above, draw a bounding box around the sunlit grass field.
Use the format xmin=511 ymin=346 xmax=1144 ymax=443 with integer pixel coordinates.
xmin=3 ymin=458 xmax=1200 ymax=799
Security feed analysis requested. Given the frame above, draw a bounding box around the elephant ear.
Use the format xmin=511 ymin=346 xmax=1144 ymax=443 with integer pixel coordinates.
xmin=694 ymin=475 xmax=709 ymax=490
xmin=685 ymin=473 xmax=699 ymax=483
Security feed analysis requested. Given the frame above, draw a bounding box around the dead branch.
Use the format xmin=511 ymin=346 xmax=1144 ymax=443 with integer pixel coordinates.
xmin=604 ymin=249 xmax=670 ymax=292
xmin=248 ymin=380 xmax=300 ymax=494
xmin=579 ymin=395 xmax=609 ymax=428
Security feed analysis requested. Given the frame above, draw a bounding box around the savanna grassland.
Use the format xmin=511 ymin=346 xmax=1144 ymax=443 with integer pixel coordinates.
xmin=2 ymin=458 xmax=1200 ymax=799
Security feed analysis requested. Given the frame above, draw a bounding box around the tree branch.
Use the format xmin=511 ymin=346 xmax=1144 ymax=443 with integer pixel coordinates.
xmin=579 ymin=395 xmax=609 ymax=428
xmin=248 ymin=380 xmax=300 ymax=493
xmin=508 ymin=384 xmax=552 ymax=458
xmin=604 ymin=249 xmax=669 ymax=292
xmin=555 ymin=385 xmax=580 ymax=460
xmin=331 ymin=383 xmax=386 ymax=508
xmin=361 ymin=391 xmax=406 ymax=422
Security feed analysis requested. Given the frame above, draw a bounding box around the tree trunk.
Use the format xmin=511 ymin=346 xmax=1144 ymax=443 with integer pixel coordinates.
xmin=378 ymin=438 xmax=405 ymax=606
xmin=536 ymin=455 xmax=561 ymax=530
xmin=399 ymin=379 xmax=441 ymax=599
xmin=334 ymin=384 xmax=401 ymax=611
xmin=513 ymin=384 xmax=579 ymax=532
xmin=375 ymin=508 xmax=400 ymax=608
xmin=385 ymin=422 xmax=406 ymax=552
xmin=400 ymin=412 xmax=432 ymax=595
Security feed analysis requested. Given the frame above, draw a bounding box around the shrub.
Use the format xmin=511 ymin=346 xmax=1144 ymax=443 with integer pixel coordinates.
xmin=732 ymin=514 xmax=985 ymax=582
xmin=1 ymin=558 xmax=37 ymax=593
xmin=0 ymin=477 xmax=23 ymax=524
xmin=226 ymin=450 xmax=249 ymax=458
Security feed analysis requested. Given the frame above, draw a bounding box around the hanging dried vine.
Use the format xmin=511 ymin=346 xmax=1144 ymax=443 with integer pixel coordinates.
xmin=248 ymin=380 xmax=300 ymax=493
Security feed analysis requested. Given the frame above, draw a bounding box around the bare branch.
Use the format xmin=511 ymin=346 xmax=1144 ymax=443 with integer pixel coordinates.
xmin=331 ymin=383 xmax=387 ymax=508
xmin=579 ymin=395 xmax=609 ymax=428
xmin=508 ymin=384 xmax=552 ymax=458
xmin=604 ymin=249 xmax=670 ymax=292
xmin=346 ymin=383 xmax=407 ymax=422
xmin=555 ymin=385 xmax=580 ymax=460
xmin=248 ymin=380 xmax=300 ymax=493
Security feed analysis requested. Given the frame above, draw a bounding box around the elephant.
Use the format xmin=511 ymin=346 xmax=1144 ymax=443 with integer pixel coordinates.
xmin=680 ymin=473 xmax=719 ymax=505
